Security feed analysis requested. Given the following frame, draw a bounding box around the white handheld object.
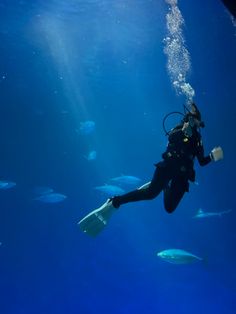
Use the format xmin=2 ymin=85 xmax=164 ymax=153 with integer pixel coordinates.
xmin=211 ymin=146 xmax=224 ymax=161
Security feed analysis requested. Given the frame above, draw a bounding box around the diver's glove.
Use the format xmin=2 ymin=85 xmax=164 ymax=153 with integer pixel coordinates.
xmin=210 ymin=146 xmax=224 ymax=161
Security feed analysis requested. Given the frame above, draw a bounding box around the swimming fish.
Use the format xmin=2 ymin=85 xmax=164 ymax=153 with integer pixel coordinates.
xmin=79 ymin=120 xmax=95 ymax=134
xmin=0 ymin=181 xmax=16 ymax=190
xmin=193 ymin=208 xmax=232 ymax=219
xmin=85 ymin=150 xmax=97 ymax=161
xmin=35 ymin=192 xmax=67 ymax=203
xmin=110 ymin=175 xmax=142 ymax=186
xmin=157 ymin=249 xmax=203 ymax=264
xmin=94 ymin=184 xmax=125 ymax=196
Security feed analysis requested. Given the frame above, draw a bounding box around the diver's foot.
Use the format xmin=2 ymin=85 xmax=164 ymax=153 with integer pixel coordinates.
xmin=78 ymin=199 xmax=117 ymax=237
xmin=109 ymin=196 xmax=121 ymax=209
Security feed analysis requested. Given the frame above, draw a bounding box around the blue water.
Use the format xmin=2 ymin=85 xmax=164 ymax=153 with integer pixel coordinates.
xmin=0 ymin=1 xmax=236 ymax=313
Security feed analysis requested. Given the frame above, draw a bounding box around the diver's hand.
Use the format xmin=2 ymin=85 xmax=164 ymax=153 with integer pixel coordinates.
xmin=210 ymin=146 xmax=224 ymax=161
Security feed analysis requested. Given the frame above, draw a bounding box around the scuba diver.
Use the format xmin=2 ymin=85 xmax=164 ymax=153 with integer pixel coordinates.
xmin=78 ymin=103 xmax=224 ymax=237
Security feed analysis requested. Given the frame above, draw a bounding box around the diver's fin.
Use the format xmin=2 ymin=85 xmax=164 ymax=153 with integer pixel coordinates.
xmin=78 ymin=199 xmax=116 ymax=237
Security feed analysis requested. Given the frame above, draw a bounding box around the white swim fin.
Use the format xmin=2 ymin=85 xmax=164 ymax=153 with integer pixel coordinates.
xmin=78 ymin=199 xmax=116 ymax=237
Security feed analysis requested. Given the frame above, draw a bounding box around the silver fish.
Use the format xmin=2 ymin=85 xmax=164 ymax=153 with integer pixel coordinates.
xmin=85 ymin=150 xmax=97 ymax=161
xmin=157 ymin=249 xmax=203 ymax=264
xmin=110 ymin=175 xmax=141 ymax=186
xmin=94 ymin=184 xmax=125 ymax=196
xmin=35 ymin=193 xmax=67 ymax=203
xmin=0 ymin=181 xmax=16 ymax=190
xmin=193 ymin=208 xmax=232 ymax=219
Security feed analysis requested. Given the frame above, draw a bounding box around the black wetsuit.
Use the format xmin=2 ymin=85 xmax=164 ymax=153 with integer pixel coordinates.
xmin=112 ymin=124 xmax=211 ymax=213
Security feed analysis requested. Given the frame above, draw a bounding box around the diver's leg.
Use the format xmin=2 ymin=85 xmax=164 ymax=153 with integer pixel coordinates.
xmin=112 ymin=163 xmax=169 ymax=208
xmin=78 ymin=162 xmax=169 ymax=236
xmin=164 ymin=177 xmax=189 ymax=213
xmin=78 ymin=167 xmax=166 ymax=237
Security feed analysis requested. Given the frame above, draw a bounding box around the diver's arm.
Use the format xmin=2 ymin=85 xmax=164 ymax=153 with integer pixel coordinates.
xmin=197 ymin=153 xmax=211 ymax=166
xmin=196 ymin=140 xmax=212 ymax=166
xmin=197 ymin=141 xmax=223 ymax=165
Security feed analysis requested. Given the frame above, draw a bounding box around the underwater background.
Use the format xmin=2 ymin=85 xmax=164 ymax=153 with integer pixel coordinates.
xmin=0 ymin=0 xmax=236 ymax=313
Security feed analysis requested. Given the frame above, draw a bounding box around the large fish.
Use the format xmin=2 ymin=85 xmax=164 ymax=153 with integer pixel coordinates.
xmin=157 ymin=249 xmax=203 ymax=264
xmin=193 ymin=208 xmax=232 ymax=219
xmin=35 ymin=192 xmax=67 ymax=203
xmin=0 ymin=181 xmax=16 ymax=190
xmin=110 ymin=175 xmax=142 ymax=186
xmin=94 ymin=184 xmax=125 ymax=196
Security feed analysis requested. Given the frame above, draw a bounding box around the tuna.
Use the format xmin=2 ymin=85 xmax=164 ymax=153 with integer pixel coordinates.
xmin=35 ymin=192 xmax=67 ymax=203
xmin=0 ymin=181 xmax=16 ymax=190
xmin=110 ymin=175 xmax=142 ymax=186
xmin=157 ymin=249 xmax=203 ymax=264
xmin=94 ymin=184 xmax=125 ymax=196
xmin=193 ymin=208 xmax=232 ymax=219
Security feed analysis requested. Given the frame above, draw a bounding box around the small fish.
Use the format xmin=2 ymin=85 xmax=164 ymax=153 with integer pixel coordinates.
xmin=193 ymin=208 xmax=232 ymax=219
xmin=35 ymin=193 xmax=67 ymax=203
xmin=85 ymin=150 xmax=97 ymax=161
xmin=94 ymin=184 xmax=125 ymax=196
xmin=0 ymin=181 xmax=16 ymax=190
xmin=79 ymin=120 xmax=95 ymax=134
xmin=110 ymin=175 xmax=142 ymax=186
xmin=157 ymin=249 xmax=203 ymax=264
xmin=0 ymin=182 xmax=8 ymax=189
